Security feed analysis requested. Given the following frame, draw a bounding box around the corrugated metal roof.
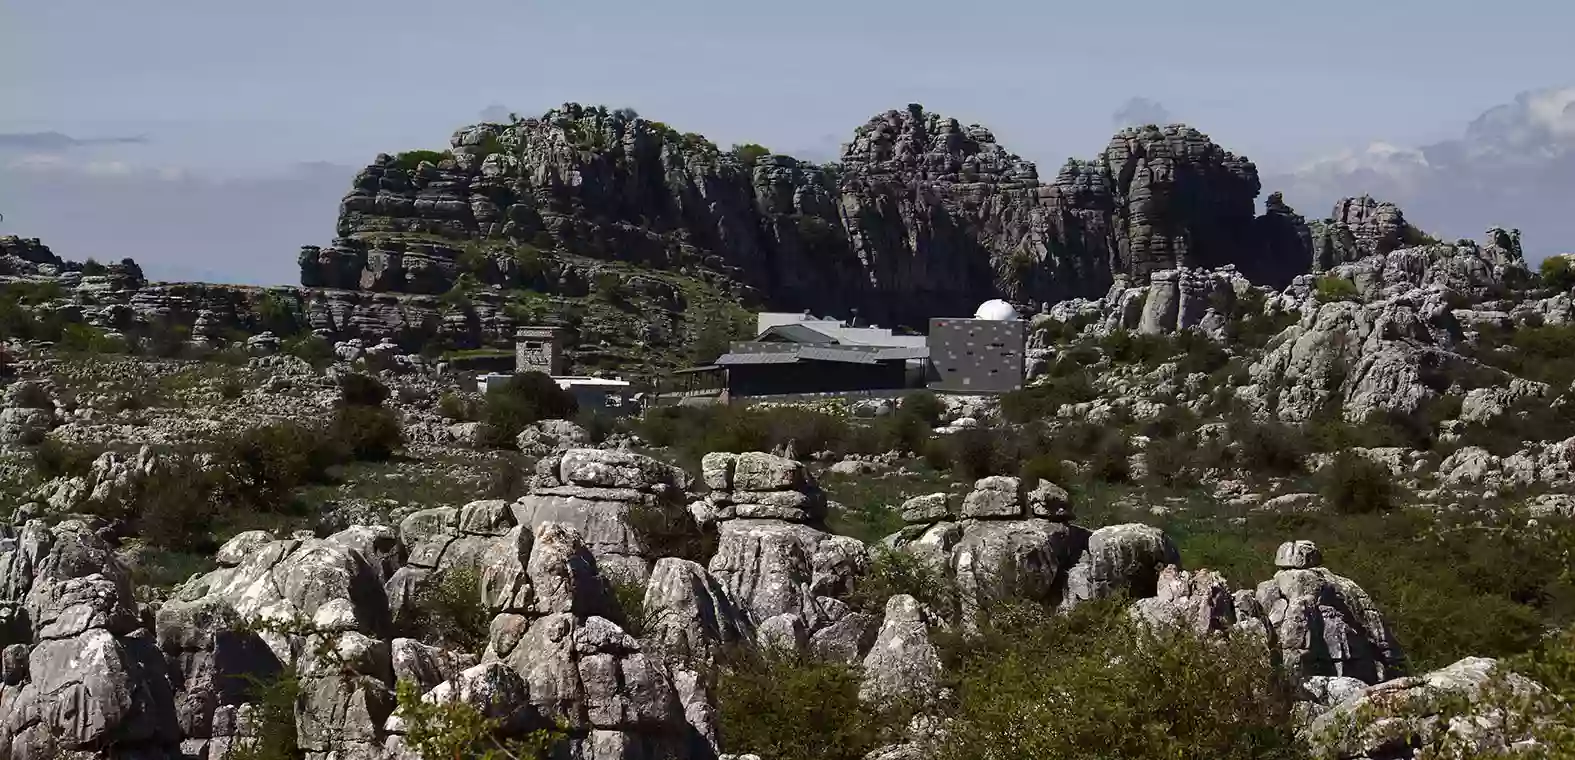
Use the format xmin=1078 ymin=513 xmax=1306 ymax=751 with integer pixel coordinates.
xmin=716 ymin=343 xmax=899 ymax=366
xmin=716 ymin=352 xmax=804 ymax=365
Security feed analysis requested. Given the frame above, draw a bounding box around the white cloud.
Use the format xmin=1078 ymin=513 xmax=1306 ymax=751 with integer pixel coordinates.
xmin=1269 ymin=85 xmax=1575 ymax=261
xmin=1111 ymin=97 xmax=1173 ymax=127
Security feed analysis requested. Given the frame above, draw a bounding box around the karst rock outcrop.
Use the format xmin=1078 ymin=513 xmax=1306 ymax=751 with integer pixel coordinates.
xmin=0 ymin=446 xmax=1554 ymax=758
xmin=296 ymin=104 xmax=1323 ymax=329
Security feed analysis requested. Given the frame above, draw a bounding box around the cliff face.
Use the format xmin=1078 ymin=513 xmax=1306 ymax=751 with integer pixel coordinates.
xmin=302 ymin=104 xmax=1319 ymax=326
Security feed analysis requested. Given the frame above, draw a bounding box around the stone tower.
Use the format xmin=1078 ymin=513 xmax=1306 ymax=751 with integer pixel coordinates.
xmin=516 ymin=325 xmax=567 ymax=376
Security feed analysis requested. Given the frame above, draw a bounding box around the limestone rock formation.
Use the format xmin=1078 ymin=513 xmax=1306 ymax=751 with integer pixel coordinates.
xmin=300 ymin=104 xmax=1324 ymax=328
xmin=885 ymin=476 xmax=1086 ymax=624
xmin=1255 ymin=543 xmax=1405 ymax=684
xmin=1305 ymin=657 xmax=1547 ymax=760
xmin=513 ymin=449 xmax=694 ymax=584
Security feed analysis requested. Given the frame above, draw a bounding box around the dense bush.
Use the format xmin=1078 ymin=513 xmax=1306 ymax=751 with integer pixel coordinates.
xmin=848 ymin=547 xmax=957 ymax=617
xmin=1541 ymin=255 xmax=1575 ymax=291
xmin=1314 ymin=276 xmax=1361 ymax=303
xmin=925 ymin=425 xmax=1021 ymax=481
xmin=33 ymin=438 xmax=104 ymax=479
xmin=998 ymin=372 xmax=1097 ymax=423
xmin=392 ymin=149 xmax=451 ymax=171
xmin=337 ymin=372 xmax=391 ymax=407
xmin=478 ymin=372 xmax=579 ymax=449
xmin=714 ymin=649 xmax=903 ymax=760
xmin=935 ymin=600 xmax=1301 ymax=760
xmin=331 ymin=404 xmax=403 ymax=461
xmin=899 ymin=390 xmax=945 ymax=426
xmin=437 ymin=392 xmax=480 ymax=422
xmin=131 ymin=459 xmax=227 ymax=552
xmin=405 ymin=565 xmax=490 ymax=652
xmin=1228 ymin=419 xmax=1307 ymax=476
xmin=1319 ymin=451 xmax=1399 ymax=515
xmin=216 ymin=420 xmax=340 ymax=510
xmin=1469 ymin=323 xmax=1575 ymax=390
xmin=1144 ymin=436 xmax=1200 ymax=488
xmin=635 ymin=404 xmax=875 ymax=466
xmin=394 ymin=678 xmax=566 ymax=760
xmin=730 ymin=143 xmax=771 ymax=168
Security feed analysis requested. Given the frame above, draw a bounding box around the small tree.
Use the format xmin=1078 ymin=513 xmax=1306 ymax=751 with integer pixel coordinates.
xmin=479 ymin=372 xmax=579 ymax=449
xmin=1542 ymin=256 xmax=1575 ymax=292
xmin=1320 ymin=450 xmax=1397 ymax=514
xmin=731 ymin=143 xmax=771 ymax=168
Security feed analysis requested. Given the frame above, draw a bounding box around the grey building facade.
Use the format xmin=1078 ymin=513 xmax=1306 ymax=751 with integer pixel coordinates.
xmin=926 ymin=317 xmax=1027 ymax=393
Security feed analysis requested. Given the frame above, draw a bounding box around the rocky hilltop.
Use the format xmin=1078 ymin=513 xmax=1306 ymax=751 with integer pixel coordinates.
xmin=0 ymin=191 xmax=1571 ymax=756
xmin=299 ymin=104 xmax=1323 ymax=326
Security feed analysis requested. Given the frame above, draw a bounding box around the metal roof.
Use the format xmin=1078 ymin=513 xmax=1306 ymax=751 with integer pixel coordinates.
xmin=756 ymin=323 xmax=840 ymax=344
xmin=715 ymin=342 xmax=927 ymax=366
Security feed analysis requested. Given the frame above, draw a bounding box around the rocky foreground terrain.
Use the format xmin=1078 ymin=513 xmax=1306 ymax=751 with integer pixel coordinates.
xmin=3 ymin=103 xmax=1575 ymax=759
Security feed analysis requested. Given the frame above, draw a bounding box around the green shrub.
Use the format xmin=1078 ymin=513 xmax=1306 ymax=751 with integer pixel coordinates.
xmin=132 ymin=459 xmax=224 ymax=552
xmin=848 ymin=547 xmax=957 ymax=617
xmin=1020 ymin=453 xmax=1073 ymax=489
xmin=999 ymin=372 xmax=1097 ymax=423
xmin=927 ymin=426 xmax=1016 ymax=481
xmin=935 ymin=600 xmax=1300 ymax=760
xmin=437 ymin=392 xmax=479 ymax=421
xmin=866 ymin=410 xmax=932 ymax=456
xmin=335 ymin=371 xmax=387 ymax=409
xmin=899 ymin=390 xmax=945 ymax=426
xmin=715 ymin=649 xmax=901 ymax=760
xmin=794 ymin=214 xmax=841 ymax=252
xmin=226 ymin=670 xmax=301 ymax=760
xmin=254 ymin=291 xmax=303 ymax=337
xmin=1542 ymin=256 xmax=1575 ymax=291
xmin=609 ymin=577 xmax=650 ymax=638
xmin=635 ymin=404 xmax=856 ymax=465
xmin=406 ymin=565 xmax=490 ymax=652
xmin=1319 ymin=451 xmax=1398 ymax=515
xmin=1228 ymin=420 xmax=1306 ymax=476
xmin=392 ymin=149 xmax=451 ymax=171
xmin=219 ymin=379 xmax=244 ymax=400
xmin=215 ymin=421 xmax=339 ymax=510
xmin=331 ymin=405 xmax=403 ymax=461
xmin=1088 ymin=432 xmax=1133 ymax=483
xmin=731 ymin=143 xmax=771 ymax=168
xmin=33 ymin=438 xmax=103 ymax=479
xmin=591 ymin=272 xmax=629 ymax=305
xmin=282 ymin=335 xmax=334 ymax=367
xmin=1314 ymin=276 xmax=1360 ymax=303
xmin=1143 ymin=436 xmax=1199 ymax=488
xmin=478 ymin=372 xmax=579 ymax=449
xmin=394 ymin=679 xmax=566 ymax=760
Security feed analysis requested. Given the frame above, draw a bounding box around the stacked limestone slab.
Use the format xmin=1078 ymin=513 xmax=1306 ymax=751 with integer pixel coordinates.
xmin=514 ymin=449 xmax=693 ymax=584
xmin=885 ymin=476 xmax=1085 ymax=623
xmin=696 ymin=452 xmax=872 ymax=660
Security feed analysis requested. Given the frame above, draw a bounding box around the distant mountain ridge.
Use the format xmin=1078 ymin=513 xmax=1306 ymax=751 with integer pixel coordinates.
xmin=301 ymin=103 xmax=1352 ymax=327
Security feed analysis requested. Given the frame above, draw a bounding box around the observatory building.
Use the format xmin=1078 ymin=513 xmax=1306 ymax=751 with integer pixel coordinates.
xmin=925 ymin=299 xmax=1029 ymax=394
xmin=657 ymin=300 xmax=1029 ymax=403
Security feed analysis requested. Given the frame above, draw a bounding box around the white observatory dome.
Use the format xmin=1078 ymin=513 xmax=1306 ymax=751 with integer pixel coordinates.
xmin=973 ymin=299 xmax=1020 ymax=321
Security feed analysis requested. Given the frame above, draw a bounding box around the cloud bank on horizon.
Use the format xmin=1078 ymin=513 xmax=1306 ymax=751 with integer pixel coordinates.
xmin=2 ymin=87 xmax=1572 ymax=286
xmin=1271 ymin=86 xmax=1575 ymax=258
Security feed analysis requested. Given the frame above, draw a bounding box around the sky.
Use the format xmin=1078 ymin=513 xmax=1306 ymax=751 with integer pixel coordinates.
xmin=2 ymin=0 xmax=1573 ymax=284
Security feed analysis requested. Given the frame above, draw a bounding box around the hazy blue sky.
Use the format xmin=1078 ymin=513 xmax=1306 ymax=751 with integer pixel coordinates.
xmin=2 ymin=0 xmax=1572 ymax=283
